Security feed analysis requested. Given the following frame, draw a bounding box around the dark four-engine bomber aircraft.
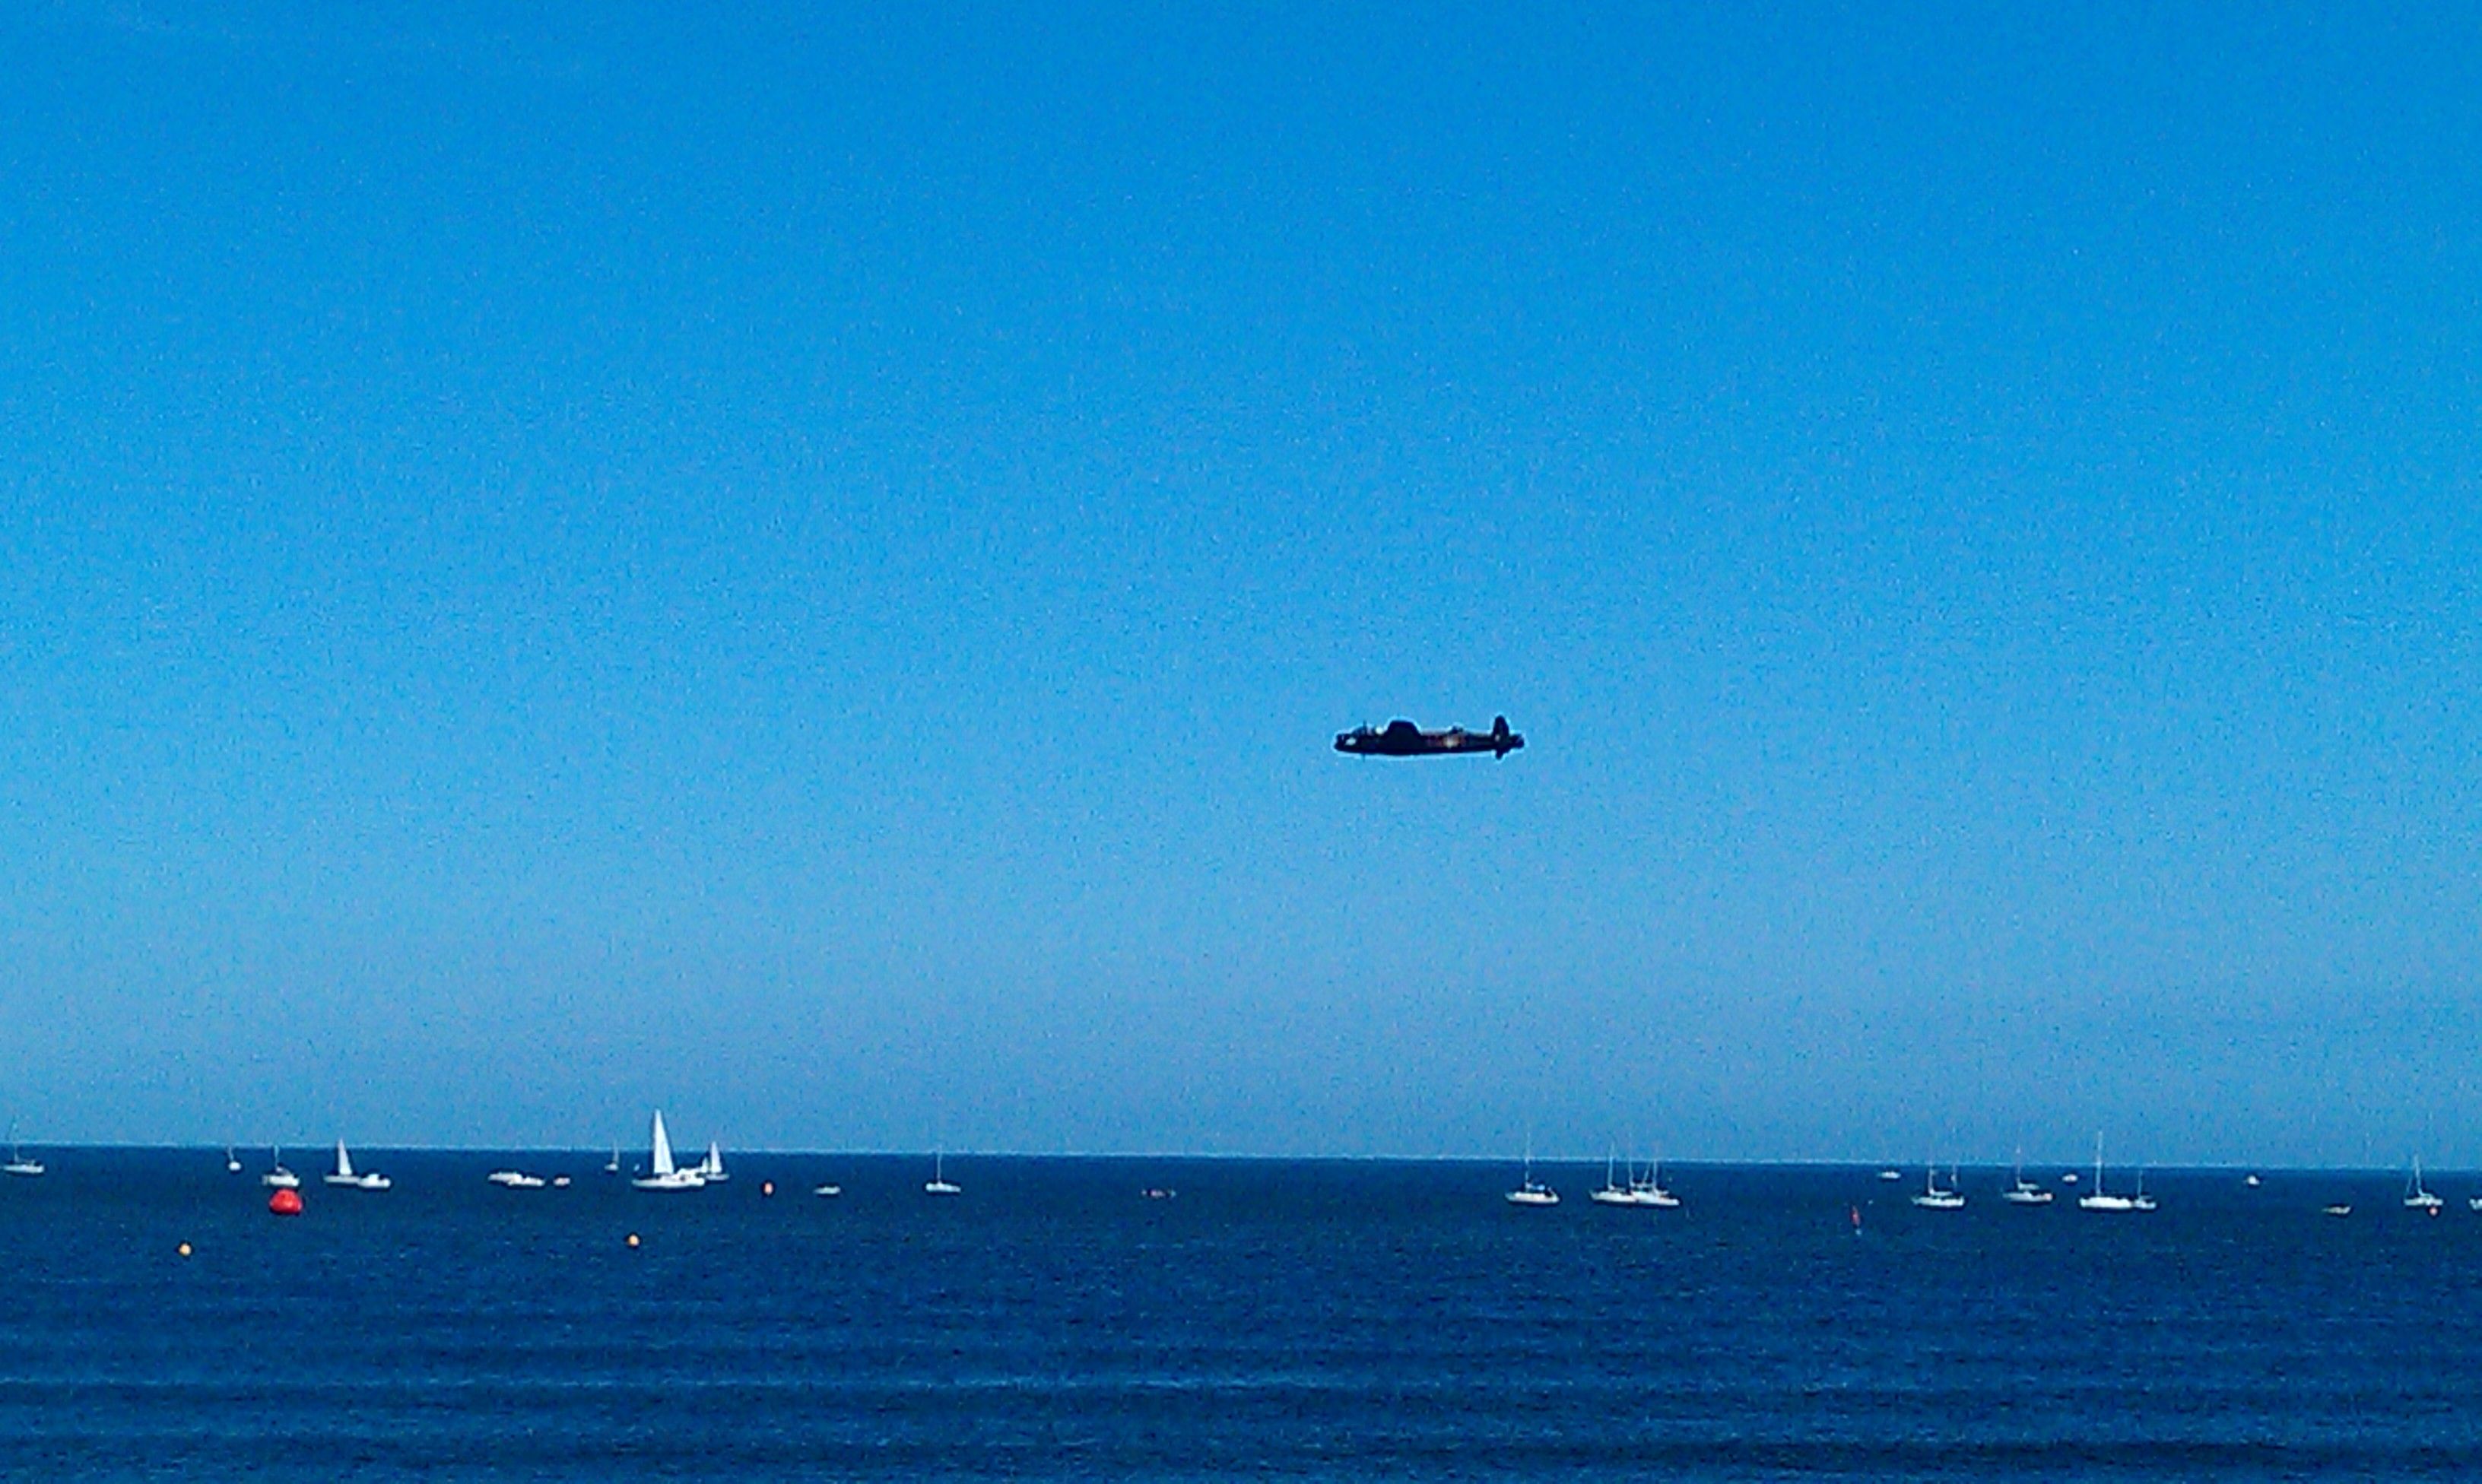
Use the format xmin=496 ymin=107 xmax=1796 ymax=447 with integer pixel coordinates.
xmin=1335 ymin=715 xmax=1525 ymax=759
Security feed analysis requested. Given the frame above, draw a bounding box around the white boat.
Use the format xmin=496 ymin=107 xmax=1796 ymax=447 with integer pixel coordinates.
xmin=2077 ymin=1135 xmax=2141 ymax=1212
xmin=1911 ymin=1163 xmax=1965 ymax=1210
xmin=2469 ymin=1197 xmax=2482 ymax=1214
xmin=1877 ymin=1168 xmax=1903 ymax=1181
xmin=2404 ymin=1158 xmax=2444 ymax=1211
xmin=3 ymin=1129 xmax=43 ymax=1178
xmin=605 ymin=1146 xmax=620 ymax=1174
xmin=1589 ymin=1153 xmax=1636 ymax=1206
xmin=324 ymin=1140 xmax=391 ymax=1191
xmin=924 ymin=1149 xmax=961 ymax=1196
xmin=224 ymin=1146 xmax=243 ymax=1174
xmin=1505 ymin=1143 xmax=1557 ymax=1207
xmin=813 ymin=1182 xmax=843 ymax=1197
xmin=1995 ymin=1176 xmax=2055 ymax=1210
xmin=2244 ymin=1172 xmax=2261 ymax=1188
xmin=262 ymin=1147 xmax=300 ymax=1189
xmin=487 ymin=1169 xmax=546 ymax=1188
xmin=2002 ymin=1151 xmax=2053 ymax=1206
xmin=2324 ymin=1202 xmax=2353 ymax=1218
xmin=1633 ymin=1159 xmax=1681 ymax=1208
xmin=698 ymin=1142 xmax=728 ymax=1182
xmin=632 ymin=1111 xmax=706 ymax=1191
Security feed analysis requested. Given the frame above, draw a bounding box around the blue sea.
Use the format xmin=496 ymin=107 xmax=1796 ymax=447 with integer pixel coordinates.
xmin=5 ymin=1153 xmax=2480 ymax=1480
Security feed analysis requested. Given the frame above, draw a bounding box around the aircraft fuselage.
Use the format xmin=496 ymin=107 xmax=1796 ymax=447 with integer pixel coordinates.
xmin=1335 ymin=716 xmax=1524 ymax=759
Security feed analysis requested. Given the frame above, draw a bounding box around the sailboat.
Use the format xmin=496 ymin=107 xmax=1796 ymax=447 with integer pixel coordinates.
xmin=1504 ymin=1141 xmax=1557 ymax=1207
xmin=924 ymin=1149 xmax=962 ymax=1196
xmin=631 ymin=1111 xmax=706 ymax=1191
xmin=2076 ymin=1135 xmax=2139 ymax=1212
xmin=2405 ymin=1158 xmax=2444 ymax=1211
xmin=1911 ymin=1162 xmax=1965 ymax=1210
xmin=1632 ymin=1158 xmax=1681 ymax=1207
xmin=2002 ymin=1149 xmax=2053 ymax=1205
xmin=697 ymin=1142 xmax=728 ymax=1183
xmin=262 ymin=1146 xmax=300 ymax=1189
xmin=324 ymin=1140 xmax=391 ymax=1190
xmin=224 ymin=1146 xmax=243 ymax=1174
xmin=2 ymin=1127 xmax=43 ymax=1178
xmin=1589 ymin=1153 xmax=1636 ymax=1207
xmin=606 ymin=1146 xmax=621 ymax=1175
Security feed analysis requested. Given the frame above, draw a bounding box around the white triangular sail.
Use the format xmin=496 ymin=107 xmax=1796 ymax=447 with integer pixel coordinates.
xmin=334 ymin=1140 xmax=354 ymax=1178
xmin=650 ymin=1111 xmax=676 ymax=1177
xmin=702 ymin=1142 xmax=724 ymax=1178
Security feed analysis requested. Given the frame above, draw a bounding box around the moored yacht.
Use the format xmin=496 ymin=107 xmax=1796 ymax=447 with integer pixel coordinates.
xmin=487 ymin=1169 xmax=547 ymax=1188
xmin=1633 ymin=1159 xmax=1681 ymax=1208
xmin=1911 ymin=1163 xmax=1965 ymax=1210
xmin=1505 ymin=1143 xmax=1557 ymax=1206
xmin=2077 ymin=1136 xmax=2142 ymax=1212
xmin=262 ymin=1148 xmax=301 ymax=1189
xmin=2404 ymin=1158 xmax=2444 ymax=1212
xmin=698 ymin=1142 xmax=728 ymax=1183
xmin=2 ymin=1130 xmax=43 ymax=1178
xmin=924 ymin=1149 xmax=962 ymax=1196
xmin=1589 ymin=1153 xmax=1636 ymax=1207
xmin=2002 ymin=1150 xmax=2053 ymax=1206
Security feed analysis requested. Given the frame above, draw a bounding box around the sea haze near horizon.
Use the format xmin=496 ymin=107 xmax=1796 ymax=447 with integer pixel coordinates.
xmin=8 ymin=1151 xmax=2482 ymax=1480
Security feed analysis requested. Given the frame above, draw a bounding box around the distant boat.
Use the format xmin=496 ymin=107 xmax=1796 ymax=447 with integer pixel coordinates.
xmin=2077 ymin=1135 xmax=2141 ymax=1213
xmin=2244 ymin=1172 xmax=2261 ymax=1188
xmin=324 ymin=1140 xmax=391 ymax=1191
xmin=1877 ymin=1168 xmax=1903 ymax=1182
xmin=224 ymin=1146 xmax=243 ymax=1174
xmin=1589 ymin=1153 xmax=1636 ymax=1207
xmin=2324 ymin=1203 xmax=2353 ymax=1218
xmin=3 ymin=1127 xmax=43 ymax=1178
xmin=1505 ymin=1139 xmax=1557 ymax=1206
xmin=632 ymin=1111 xmax=706 ymax=1191
xmin=487 ymin=1170 xmax=546 ymax=1189
xmin=924 ymin=1149 xmax=961 ymax=1197
xmin=1633 ymin=1159 xmax=1681 ymax=1208
xmin=606 ymin=1146 xmax=621 ymax=1175
xmin=2002 ymin=1151 xmax=2052 ymax=1206
xmin=2404 ymin=1158 xmax=2443 ymax=1212
xmin=697 ymin=1142 xmax=728 ymax=1183
xmin=262 ymin=1147 xmax=300 ymax=1190
xmin=813 ymin=1182 xmax=843 ymax=1197
xmin=1911 ymin=1163 xmax=1965 ymax=1210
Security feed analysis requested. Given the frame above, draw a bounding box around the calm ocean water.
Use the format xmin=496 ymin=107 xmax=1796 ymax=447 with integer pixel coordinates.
xmin=4 ymin=1152 xmax=2480 ymax=1480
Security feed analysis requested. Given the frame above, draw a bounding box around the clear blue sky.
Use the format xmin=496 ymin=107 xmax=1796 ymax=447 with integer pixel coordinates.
xmin=3 ymin=4 xmax=2477 ymax=1165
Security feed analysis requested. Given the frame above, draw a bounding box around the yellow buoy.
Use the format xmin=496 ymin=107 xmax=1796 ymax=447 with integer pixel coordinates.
xmin=626 ymin=1232 xmax=641 ymax=1248
xmin=176 ymin=1241 xmax=192 ymax=1258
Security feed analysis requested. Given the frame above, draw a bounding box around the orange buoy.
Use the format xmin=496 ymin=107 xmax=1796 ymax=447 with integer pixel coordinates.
xmin=626 ymin=1232 xmax=641 ymax=1248
xmin=268 ymin=1188 xmax=303 ymax=1216
xmin=177 ymin=1241 xmax=193 ymax=1257
xmin=761 ymin=1181 xmax=775 ymax=1197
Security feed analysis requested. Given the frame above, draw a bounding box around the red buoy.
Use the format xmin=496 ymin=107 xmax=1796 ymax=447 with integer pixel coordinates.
xmin=268 ymin=1188 xmax=303 ymax=1216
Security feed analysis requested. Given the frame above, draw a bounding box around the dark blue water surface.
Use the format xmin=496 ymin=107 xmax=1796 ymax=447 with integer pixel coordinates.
xmin=4 ymin=1153 xmax=2480 ymax=1479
